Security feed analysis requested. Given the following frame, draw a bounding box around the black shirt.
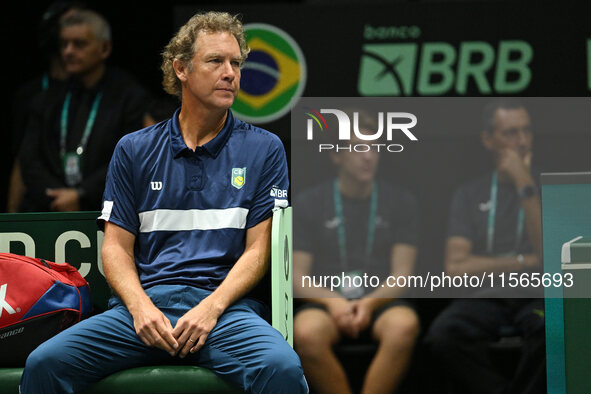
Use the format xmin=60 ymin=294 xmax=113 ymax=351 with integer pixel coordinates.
xmin=447 ymin=172 xmax=534 ymax=256
xmin=294 ymin=180 xmax=419 ymax=280
xmin=19 ymin=66 xmax=149 ymax=212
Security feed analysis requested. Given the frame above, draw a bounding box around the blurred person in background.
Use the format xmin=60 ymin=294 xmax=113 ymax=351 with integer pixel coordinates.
xmin=293 ymin=110 xmax=420 ymax=394
xmin=7 ymin=1 xmax=86 ymax=212
xmin=17 ymin=8 xmax=148 ymax=212
xmin=425 ymin=99 xmax=545 ymax=394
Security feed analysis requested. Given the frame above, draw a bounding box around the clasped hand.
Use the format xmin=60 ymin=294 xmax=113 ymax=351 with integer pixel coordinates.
xmin=132 ymin=300 xmax=219 ymax=358
xmin=327 ymin=298 xmax=373 ymax=339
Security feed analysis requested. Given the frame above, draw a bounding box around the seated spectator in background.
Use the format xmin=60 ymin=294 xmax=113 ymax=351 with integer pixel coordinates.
xmin=7 ymin=1 xmax=86 ymax=212
xmin=293 ymin=111 xmax=420 ymax=394
xmin=17 ymin=8 xmax=148 ymax=212
xmin=425 ymin=99 xmax=545 ymax=394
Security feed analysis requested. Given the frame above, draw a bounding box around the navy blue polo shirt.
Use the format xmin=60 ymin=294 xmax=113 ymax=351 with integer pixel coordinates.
xmin=98 ymin=109 xmax=289 ymax=292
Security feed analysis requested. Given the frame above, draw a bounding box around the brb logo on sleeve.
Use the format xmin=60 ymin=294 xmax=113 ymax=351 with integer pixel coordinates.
xmin=304 ymin=108 xmax=418 ymax=153
xmin=232 ymin=24 xmax=307 ymax=124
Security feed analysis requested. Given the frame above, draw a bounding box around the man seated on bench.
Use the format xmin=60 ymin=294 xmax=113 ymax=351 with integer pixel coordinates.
xmin=425 ymin=99 xmax=545 ymax=394
xmin=293 ymin=109 xmax=420 ymax=394
xmin=20 ymin=11 xmax=307 ymax=394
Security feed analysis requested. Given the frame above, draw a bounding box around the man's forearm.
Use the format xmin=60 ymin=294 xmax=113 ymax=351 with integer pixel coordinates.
xmin=507 ymin=160 xmax=543 ymax=259
xmin=102 ymin=223 xmax=179 ymax=354
xmin=447 ymin=253 xmax=538 ymax=276
xmin=203 ymin=219 xmax=272 ymax=315
xmin=362 ymin=269 xmax=413 ymax=302
xmin=206 ymin=244 xmax=270 ymax=315
xmin=102 ymin=241 xmax=153 ymax=315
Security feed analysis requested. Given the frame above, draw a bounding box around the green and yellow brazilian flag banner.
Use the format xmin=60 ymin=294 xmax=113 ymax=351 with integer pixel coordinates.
xmin=233 ymin=24 xmax=306 ymax=124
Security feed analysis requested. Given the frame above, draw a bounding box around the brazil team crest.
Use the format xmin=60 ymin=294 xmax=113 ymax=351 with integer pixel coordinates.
xmin=231 ymin=167 xmax=247 ymax=189
xmin=232 ymin=23 xmax=307 ymax=124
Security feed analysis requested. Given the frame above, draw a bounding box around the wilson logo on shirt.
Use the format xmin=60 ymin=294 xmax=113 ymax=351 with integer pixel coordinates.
xmin=150 ymin=182 xmax=163 ymax=191
xmin=231 ymin=168 xmax=246 ymax=189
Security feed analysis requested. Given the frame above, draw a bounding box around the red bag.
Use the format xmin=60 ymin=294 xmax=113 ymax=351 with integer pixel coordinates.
xmin=0 ymin=253 xmax=92 ymax=367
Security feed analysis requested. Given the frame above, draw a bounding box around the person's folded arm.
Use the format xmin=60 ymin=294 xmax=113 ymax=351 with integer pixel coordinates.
xmin=445 ymin=236 xmax=538 ymax=276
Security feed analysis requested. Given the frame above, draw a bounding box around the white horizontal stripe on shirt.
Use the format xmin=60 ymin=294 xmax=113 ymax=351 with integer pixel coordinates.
xmin=138 ymin=207 xmax=249 ymax=233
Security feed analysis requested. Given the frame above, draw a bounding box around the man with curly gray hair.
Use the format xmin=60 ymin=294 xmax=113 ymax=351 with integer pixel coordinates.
xmin=21 ymin=11 xmax=308 ymax=394
xmin=161 ymin=12 xmax=250 ymax=99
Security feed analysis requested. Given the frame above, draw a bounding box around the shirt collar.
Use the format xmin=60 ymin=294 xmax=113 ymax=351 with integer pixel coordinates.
xmin=169 ymin=108 xmax=235 ymax=158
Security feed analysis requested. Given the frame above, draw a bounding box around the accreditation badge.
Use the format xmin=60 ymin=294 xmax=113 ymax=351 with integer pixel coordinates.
xmin=339 ymin=270 xmax=365 ymax=299
xmin=63 ymin=152 xmax=82 ymax=186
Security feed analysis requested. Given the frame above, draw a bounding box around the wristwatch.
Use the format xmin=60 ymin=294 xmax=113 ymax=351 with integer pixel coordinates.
xmin=518 ymin=184 xmax=537 ymax=200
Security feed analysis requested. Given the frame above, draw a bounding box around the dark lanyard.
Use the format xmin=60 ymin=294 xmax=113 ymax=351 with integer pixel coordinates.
xmin=333 ymin=179 xmax=378 ymax=271
xmin=60 ymin=91 xmax=103 ymax=157
xmin=486 ymin=171 xmax=524 ymax=254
